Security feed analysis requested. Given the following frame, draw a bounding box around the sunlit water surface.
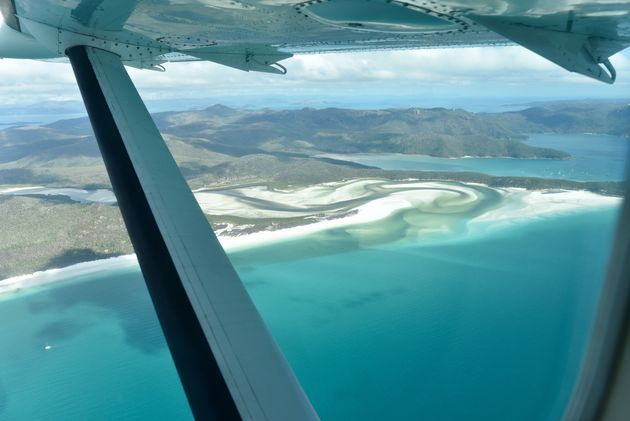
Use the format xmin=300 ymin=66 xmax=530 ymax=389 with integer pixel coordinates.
xmin=0 ymin=206 xmax=620 ymax=420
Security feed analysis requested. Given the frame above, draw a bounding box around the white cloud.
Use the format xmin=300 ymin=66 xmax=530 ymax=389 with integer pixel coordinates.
xmin=0 ymin=59 xmax=78 ymax=103
xmin=288 ymin=47 xmax=556 ymax=81
xmin=0 ymin=45 xmax=627 ymax=107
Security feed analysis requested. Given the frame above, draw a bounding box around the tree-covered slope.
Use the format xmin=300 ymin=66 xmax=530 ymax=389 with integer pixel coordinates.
xmin=0 ymin=100 xmax=626 ymax=188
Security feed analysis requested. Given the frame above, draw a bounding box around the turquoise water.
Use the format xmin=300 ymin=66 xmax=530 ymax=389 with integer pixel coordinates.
xmin=0 ymin=206 xmax=620 ymax=420
xmin=331 ymin=134 xmax=629 ymax=181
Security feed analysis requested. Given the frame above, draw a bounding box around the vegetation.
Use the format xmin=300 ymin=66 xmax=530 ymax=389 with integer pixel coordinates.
xmin=0 ymin=196 xmax=132 ymax=279
xmin=0 ymin=100 xmax=627 ymax=189
xmin=0 ymin=100 xmax=627 ymax=278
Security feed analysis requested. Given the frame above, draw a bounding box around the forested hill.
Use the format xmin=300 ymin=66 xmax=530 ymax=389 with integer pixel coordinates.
xmin=154 ymin=105 xmax=557 ymax=158
xmin=0 ymin=100 xmax=626 ymax=188
xmin=153 ymin=101 xmax=628 ymax=158
xmin=511 ymin=100 xmax=629 ymax=135
xmin=2 ymin=101 xmax=628 ymax=165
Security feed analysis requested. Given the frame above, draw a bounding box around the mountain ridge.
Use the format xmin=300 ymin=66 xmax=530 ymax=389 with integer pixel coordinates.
xmin=0 ymin=100 xmax=626 ymax=190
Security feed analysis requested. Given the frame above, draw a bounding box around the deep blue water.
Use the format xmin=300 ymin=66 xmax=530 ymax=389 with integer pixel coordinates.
xmin=0 ymin=207 xmax=620 ymax=420
xmin=329 ymin=133 xmax=629 ymax=182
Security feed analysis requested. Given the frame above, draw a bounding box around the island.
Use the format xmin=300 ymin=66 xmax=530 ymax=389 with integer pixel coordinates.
xmin=0 ymin=99 xmax=627 ymax=279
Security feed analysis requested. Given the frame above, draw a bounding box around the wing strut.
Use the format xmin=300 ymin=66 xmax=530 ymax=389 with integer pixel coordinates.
xmin=66 ymin=45 xmax=318 ymax=421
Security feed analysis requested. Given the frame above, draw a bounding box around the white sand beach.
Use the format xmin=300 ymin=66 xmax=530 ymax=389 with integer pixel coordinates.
xmin=0 ymin=179 xmax=622 ymax=296
xmin=0 ymin=254 xmax=138 ymax=298
xmin=472 ymin=188 xmax=621 ymax=224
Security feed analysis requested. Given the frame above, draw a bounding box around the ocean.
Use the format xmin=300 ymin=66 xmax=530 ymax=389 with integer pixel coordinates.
xmin=0 ymin=131 xmax=627 ymax=420
xmin=0 ymin=206 xmax=620 ymax=420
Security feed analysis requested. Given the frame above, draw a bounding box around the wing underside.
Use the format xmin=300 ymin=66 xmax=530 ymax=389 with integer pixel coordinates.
xmin=0 ymin=0 xmax=628 ymax=83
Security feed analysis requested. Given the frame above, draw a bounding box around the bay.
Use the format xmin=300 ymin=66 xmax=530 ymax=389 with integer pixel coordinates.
xmin=324 ymin=133 xmax=629 ymax=182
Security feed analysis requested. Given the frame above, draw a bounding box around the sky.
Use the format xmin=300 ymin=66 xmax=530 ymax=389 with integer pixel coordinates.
xmin=0 ymin=43 xmax=628 ymax=113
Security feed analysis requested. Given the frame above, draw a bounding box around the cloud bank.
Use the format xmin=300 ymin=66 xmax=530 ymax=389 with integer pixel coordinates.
xmin=0 ymin=45 xmax=627 ymax=108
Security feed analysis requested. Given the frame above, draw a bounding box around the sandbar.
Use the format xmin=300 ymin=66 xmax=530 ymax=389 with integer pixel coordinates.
xmin=0 ymin=179 xmax=622 ymax=297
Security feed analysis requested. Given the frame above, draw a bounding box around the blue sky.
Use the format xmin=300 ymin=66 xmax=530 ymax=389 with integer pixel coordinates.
xmin=0 ymin=45 xmax=628 ymax=111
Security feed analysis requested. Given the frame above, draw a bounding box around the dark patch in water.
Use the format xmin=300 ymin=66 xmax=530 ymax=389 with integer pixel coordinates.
xmin=235 ymin=264 xmax=256 ymax=273
xmin=284 ymin=294 xmax=340 ymax=318
xmin=118 ymin=310 xmax=166 ymax=355
xmin=28 ymin=271 xmax=167 ymax=355
xmin=241 ymin=277 xmax=269 ymax=289
xmin=342 ymin=287 xmax=407 ymax=309
xmin=27 ymin=299 xmax=53 ymax=313
xmin=36 ymin=319 xmax=92 ymax=341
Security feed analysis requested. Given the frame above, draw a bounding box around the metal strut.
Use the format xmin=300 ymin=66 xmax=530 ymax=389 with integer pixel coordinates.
xmin=66 ymin=45 xmax=317 ymax=421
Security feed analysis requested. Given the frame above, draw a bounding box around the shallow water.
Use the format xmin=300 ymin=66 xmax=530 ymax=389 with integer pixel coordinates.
xmin=0 ymin=206 xmax=620 ymax=420
xmin=232 ymin=207 xmax=619 ymax=420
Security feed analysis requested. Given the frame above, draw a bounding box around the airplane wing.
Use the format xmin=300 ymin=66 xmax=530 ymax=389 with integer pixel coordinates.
xmin=1 ymin=0 xmax=628 ymax=82
xmin=1 ymin=1 xmax=629 ymax=420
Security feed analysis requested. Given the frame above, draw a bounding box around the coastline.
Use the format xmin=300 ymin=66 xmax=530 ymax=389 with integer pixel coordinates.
xmin=215 ymin=181 xmax=620 ymax=249
xmin=0 ymin=180 xmax=622 ymax=297
xmin=0 ymin=254 xmax=139 ymax=298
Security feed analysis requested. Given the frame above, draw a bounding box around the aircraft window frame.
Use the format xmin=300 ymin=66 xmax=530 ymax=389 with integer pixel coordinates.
xmin=565 ymin=160 xmax=630 ymax=420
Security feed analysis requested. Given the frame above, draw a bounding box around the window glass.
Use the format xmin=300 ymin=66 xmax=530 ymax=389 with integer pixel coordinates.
xmin=0 ymin=47 xmax=628 ymax=420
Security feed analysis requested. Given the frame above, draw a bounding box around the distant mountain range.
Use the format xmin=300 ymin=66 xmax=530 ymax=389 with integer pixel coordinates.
xmin=0 ymin=100 xmax=627 ymax=189
xmin=157 ymin=101 xmax=628 ymax=156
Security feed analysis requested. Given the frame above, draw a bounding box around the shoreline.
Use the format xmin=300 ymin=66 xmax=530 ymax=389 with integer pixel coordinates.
xmin=0 ymin=254 xmax=139 ymax=298
xmin=216 ymin=183 xmax=620 ymax=249
xmin=0 ymin=181 xmax=622 ymax=297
